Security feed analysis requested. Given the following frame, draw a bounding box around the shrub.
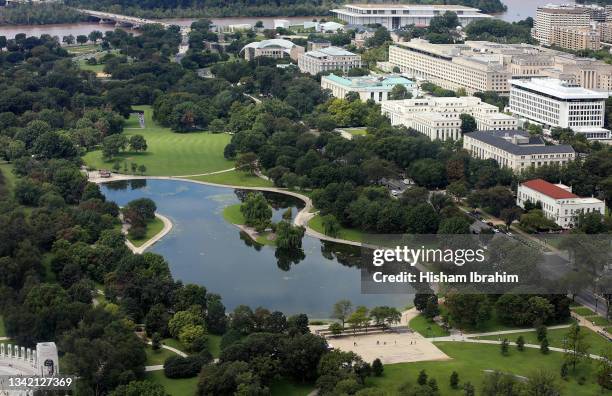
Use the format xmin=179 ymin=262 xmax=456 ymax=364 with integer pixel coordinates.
xmin=163 ymin=355 xmax=205 ymax=378
xmin=372 ymin=358 xmax=383 ymax=377
xmin=128 ymin=225 xmax=146 ymax=240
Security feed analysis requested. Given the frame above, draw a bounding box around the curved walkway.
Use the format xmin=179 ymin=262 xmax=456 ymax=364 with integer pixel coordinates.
xmin=144 ymin=340 xmax=188 ymax=372
xmin=88 ymin=172 xmax=366 ymax=249
xmin=124 ymin=212 xmax=173 ymax=254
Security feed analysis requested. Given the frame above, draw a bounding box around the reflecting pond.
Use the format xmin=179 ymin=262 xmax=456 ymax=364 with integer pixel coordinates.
xmin=100 ymin=179 xmax=408 ymax=318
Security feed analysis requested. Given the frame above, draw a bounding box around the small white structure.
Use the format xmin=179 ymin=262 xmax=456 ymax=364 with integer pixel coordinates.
xmin=321 ymin=73 xmax=416 ymax=103
xmin=241 ymin=39 xmax=304 ymax=61
xmin=382 ymin=96 xmax=517 ymax=141
xmin=463 ymin=130 xmax=575 ymax=172
xmin=298 ymin=47 xmax=362 ymax=75
xmin=517 ymin=179 xmax=605 ymax=228
xmin=274 ymin=19 xmax=291 ymax=29
xmin=0 ymin=342 xmax=59 ymax=377
xmin=303 ymin=21 xmax=345 ymax=32
xmin=509 ymin=78 xmax=610 ymax=140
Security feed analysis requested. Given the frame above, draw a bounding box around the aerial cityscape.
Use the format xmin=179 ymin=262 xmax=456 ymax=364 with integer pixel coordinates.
xmin=0 ymin=0 xmax=610 ymax=395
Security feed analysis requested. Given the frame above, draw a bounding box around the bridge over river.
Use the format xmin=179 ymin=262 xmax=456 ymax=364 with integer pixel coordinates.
xmin=77 ymin=9 xmax=191 ymax=37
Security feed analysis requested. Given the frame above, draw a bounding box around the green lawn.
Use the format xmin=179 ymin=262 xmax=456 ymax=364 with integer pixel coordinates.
xmin=308 ymin=214 xmax=364 ymax=242
xmin=409 ymin=314 xmax=450 ymax=337
xmin=572 ymin=307 xmax=596 ymax=317
xmin=0 ymin=316 xmax=6 ymax=337
xmin=186 ymin=170 xmax=273 ymax=187
xmin=367 ymin=342 xmax=602 ymax=395
xmin=474 ymin=325 xmax=610 ymax=355
xmin=161 ymin=338 xmax=188 ymax=354
xmin=208 ymin=334 xmax=222 ymax=359
xmin=587 ymin=316 xmax=611 ymax=327
xmin=145 ymin=344 xmax=178 ymax=366
xmin=77 ymin=59 xmax=106 ymax=73
xmin=222 ymin=204 xmax=245 ymax=225
xmin=347 ymin=128 xmax=367 ymax=136
xmin=127 ymin=216 xmax=165 ymax=247
xmin=145 ymin=370 xmax=199 ymax=396
xmin=83 ymin=105 xmax=234 ymax=176
xmin=0 ymin=163 xmax=16 ymax=195
xmin=270 ymin=378 xmax=315 ymax=396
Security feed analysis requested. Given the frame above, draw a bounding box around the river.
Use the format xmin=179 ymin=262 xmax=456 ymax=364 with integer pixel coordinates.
xmin=0 ymin=16 xmax=320 ymax=38
xmin=100 ymin=179 xmax=407 ymax=318
xmin=0 ymin=1 xmax=576 ymax=38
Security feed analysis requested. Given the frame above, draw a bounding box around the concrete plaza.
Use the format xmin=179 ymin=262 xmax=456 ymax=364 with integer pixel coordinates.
xmin=327 ymin=330 xmax=450 ymax=364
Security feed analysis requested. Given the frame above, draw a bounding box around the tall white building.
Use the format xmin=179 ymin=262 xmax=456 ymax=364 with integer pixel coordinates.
xmin=517 ymin=179 xmax=605 ymax=228
xmin=382 ymin=96 xmax=517 ymax=141
xmin=509 ymin=78 xmax=610 ymax=140
xmin=297 ymin=47 xmax=362 ymax=75
xmin=331 ymin=4 xmax=491 ymax=30
xmin=463 ymin=130 xmax=575 ymax=172
xmin=533 ymin=5 xmax=591 ymax=46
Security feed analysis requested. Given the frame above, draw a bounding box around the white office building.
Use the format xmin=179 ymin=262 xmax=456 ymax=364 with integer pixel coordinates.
xmin=509 ymin=78 xmax=610 ymax=140
xmin=297 ymin=47 xmax=362 ymax=75
xmin=463 ymin=130 xmax=575 ymax=172
xmin=517 ymin=178 xmax=605 ymax=228
xmin=382 ymin=96 xmax=517 ymax=141
xmin=332 ymin=4 xmax=491 ymax=30
xmin=321 ymin=73 xmax=416 ymax=102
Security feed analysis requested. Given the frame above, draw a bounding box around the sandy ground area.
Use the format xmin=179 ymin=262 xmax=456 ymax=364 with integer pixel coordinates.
xmin=327 ymin=330 xmax=450 ymax=364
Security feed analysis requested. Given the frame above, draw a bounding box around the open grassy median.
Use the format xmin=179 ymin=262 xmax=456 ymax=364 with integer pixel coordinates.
xmin=308 ymin=214 xmax=363 ymax=242
xmin=474 ymin=325 xmax=611 ymax=355
xmin=145 ymin=344 xmax=178 ymax=366
xmin=145 ymin=370 xmax=198 ymax=396
xmin=186 ymin=170 xmax=273 ymax=187
xmin=367 ymin=342 xmax=602 ymax=395
xmin=127 ymin=216 xmax=165 ymax=247
xmin=409 ymin=314 xmax=450 ymax=337
xmin=83 ymin=105 xmax=234 ymax=176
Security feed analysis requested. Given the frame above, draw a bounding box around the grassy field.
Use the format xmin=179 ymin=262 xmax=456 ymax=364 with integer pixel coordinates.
xmin=347 ymin=128 xmax=368 ymax=136
xmin=308 ymin=214 xmax=363 ymax=242
xmin=208 ymin=334 xmax=222 ymax=359
xmin=0 ymin=163 xmax=16 ymax=194
xmin=77 ymin=59 xmax=106 ymax=73
xmin=161 ymin=338 xmax=188 ymax=353
xmin=127 ymin=216 xmax=165 ymax=247
xmin=409 ymin=314 xmax=450 ymax=337
xmin=145 ymin=371 xmax=199 ymax=396
xmin=367 ymin=342 xmax=603 ymax=395
xmin=474 ymin=325 xmax=610 ymax=355
xmin=145 ymin=344 xmax=178 ymax=366
xmin=0 ymin=316 xmax=6 ymax=337
xmin=83 ymin=105 xmax=234 ymax=176
xmin=270 ymin=378 xmax=314 ymax=396
xmin=222 ymin=204 xmax=245 ymax=225
xmin=186 ymin=170 xmax=273 ymax=187
xmin=572 ymin=307 xmax=596 ymax=316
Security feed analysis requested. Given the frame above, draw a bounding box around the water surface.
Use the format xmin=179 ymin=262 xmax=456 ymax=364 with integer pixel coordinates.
xmin=100 ymin=179 xmax=407 ymax=318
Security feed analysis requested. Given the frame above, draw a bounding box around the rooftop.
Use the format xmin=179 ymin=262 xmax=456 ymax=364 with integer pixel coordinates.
xmin=521 ymin=179 xmax=579 ymax=199
xmin=510 ymin=78 xmax=608 ymax=100
xmin=465 ymin=130 xmax=576 ymax=156
xmin=323 ymin=73 xmax=415 ymax=89
xmin=241 ymin=38 xmax=297 ymax=53
xmin=344 ymin=3 xmax=479 ymax=10
xmin=306 ymin=46 xmax=357 ymax=58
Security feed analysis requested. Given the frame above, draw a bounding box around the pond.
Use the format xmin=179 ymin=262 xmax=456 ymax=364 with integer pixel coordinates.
xmin=100 ymin=179 xmax=408 ymax=318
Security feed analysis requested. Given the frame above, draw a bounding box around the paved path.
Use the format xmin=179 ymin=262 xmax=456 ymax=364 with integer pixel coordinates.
xmin=143 ymin=340 xmax=189 ymax=372
xmin=87 ymin=172 xmax=366 ymax=248
xmin=173 ymin=167 xmax=235 ymax=178
xmin=123 ymin=213 xmax=173 ymax=254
